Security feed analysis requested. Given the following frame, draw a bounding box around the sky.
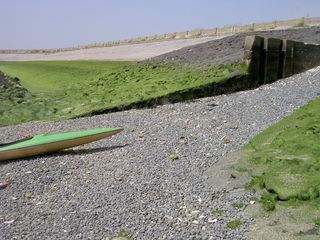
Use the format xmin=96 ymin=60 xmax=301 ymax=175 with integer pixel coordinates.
xmin=0 ymin=0 xmax=319 ymax=50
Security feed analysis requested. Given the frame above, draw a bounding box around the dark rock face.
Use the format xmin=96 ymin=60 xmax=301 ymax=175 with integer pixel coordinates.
xmin=0 ymin=71 xmax=29 ymax=100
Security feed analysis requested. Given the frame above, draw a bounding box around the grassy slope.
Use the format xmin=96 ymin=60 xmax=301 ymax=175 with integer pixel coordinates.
xmin=0 ymin=61 xmax=247 ymax=126
xmin=244 ymin=97 xmax=320 ymax=201
xmin=0 ymin=61 xmax=129 ymax=92
xmin=233 ymin=97 xmax=320 ymax=226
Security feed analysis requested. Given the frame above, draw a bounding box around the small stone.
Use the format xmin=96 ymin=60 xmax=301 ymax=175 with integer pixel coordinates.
xmin=160 ymin=140 xmax=166 ymax=145
xmin=3 ymin=219 xmax=15 ymax=224
xmin=191 ymin=210 xmax=200 ymax=215
xmin=24 ymin=192 xmax=34 ymax=199
xmin=222 ymin=138 xmax=231 ymax=144
xmin=179 ymin=136 xmax=188 ymax=144
xmin=25 ymin=171 xmax=32 ymax=174
xmin=115 ymin=177 xmax=124 ymax=183
xmin=250 ymin=200 xmax=255 ymax=205
xmin=151 ymin=191 xmax=160 ymax=197
xmin=39 ymin=167 xmax=49 ymax=173
xmin=192 ymin=220 xmax=199 ymax=224
xmin=87 ymin=162 xmax=94 ymax=168
xmin=208 ymin=218 xmax=218 ymax=223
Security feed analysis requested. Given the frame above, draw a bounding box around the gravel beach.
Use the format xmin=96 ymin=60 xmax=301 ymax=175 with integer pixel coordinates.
xmin=147 ymin=26 xmax=320 ymax=67
xmin=1 ymin=66 xmax=319 ymax=239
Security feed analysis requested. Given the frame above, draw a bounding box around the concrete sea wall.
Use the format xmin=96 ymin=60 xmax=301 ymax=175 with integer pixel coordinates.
xmin=244 ymin=35 xmax=320 ymax=84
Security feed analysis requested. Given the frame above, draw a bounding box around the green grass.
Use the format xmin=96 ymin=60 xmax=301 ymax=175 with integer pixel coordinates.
xmin=232 ymin=202 xmax=244 ymax=209
xmin=234 ymin=97 xmax=320 ymax=211
xmin=314 ymin=218 xmax=320 ymax=226
xmin=0 ymin=61 xmax=247 ymax=127
xmin=0 ymin=61 xmax=129 ymax=92
xmin=212 ymin=209 xmax=224 ymax=217
xmin=227 ymin=220 xmax=242 ymax=229
xmin=169 ymin=151 xmax=179 ymax=161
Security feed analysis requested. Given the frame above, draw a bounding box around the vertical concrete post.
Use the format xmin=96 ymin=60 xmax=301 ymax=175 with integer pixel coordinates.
xmin=292 ymin=41 xmax=306 ymax=73
xmin=244 ymin=36 xmax=265 ymax=85
xmin=264 ymin=38 xmax=282 ymax=83
xmin=282 ymin=40 xmax=294 ymax=78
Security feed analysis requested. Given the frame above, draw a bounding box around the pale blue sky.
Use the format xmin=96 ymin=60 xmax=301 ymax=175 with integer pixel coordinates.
xmin=0 ymin=0 xmax=319 ymax=49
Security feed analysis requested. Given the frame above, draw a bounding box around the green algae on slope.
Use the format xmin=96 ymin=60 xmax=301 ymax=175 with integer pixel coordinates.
xmin=234 ymin=97 xmax=320 ymax=204
xmin=231 ymin=97 xmax=320 ymax=239
xmin=0 ymin=61 xmax=247 ymax=127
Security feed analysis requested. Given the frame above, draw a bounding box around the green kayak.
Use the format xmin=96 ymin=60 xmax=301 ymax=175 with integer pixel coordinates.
xmin=0 ymin=127 xmax=123 ymax=161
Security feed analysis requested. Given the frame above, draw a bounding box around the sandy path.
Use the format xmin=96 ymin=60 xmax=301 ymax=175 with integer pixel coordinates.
xmin=0 ymin=36 xmax=227 ymax=62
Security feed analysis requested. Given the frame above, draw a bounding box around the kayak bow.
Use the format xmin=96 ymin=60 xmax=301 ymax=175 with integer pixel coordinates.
xmin=0 ymin=127 xmax=123 ymax=161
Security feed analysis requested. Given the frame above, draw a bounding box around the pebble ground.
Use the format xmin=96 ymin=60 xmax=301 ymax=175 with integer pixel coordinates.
xmin=1 ymin=67 xmax=320 ymax=239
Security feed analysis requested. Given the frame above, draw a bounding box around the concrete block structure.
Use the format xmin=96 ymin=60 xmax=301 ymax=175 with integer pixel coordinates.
xmin=244 ymin=35 xmax=320 ymax=84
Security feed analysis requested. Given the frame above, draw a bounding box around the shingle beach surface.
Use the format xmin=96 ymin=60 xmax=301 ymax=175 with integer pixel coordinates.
xmin=1 ymin=66 xmax=319 ymax=239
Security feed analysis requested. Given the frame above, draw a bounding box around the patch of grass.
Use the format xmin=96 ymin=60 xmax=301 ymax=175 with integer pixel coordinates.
xmin=212 ymin=209 xmax=224 ymax=217
xmin=169 ymin=152 xmax=179 ymax=161
xmin=0 ymin=61 xmax=247 ymax=127
xmin=119 ymin=228 xmax=129 ymax=237
xmin=235 ymin=97 xmax=320 ymax=210
xmin=0 ymin=61 xmax=129 ymax=92
xmin=232 ymin=202 xmax=244 ymax=209
xmin=314 ymin=218 xmax=320 ymax=226
xmin=260 ymin=192 xmax=277 ymax=211
xmin=227 ymin=220 xmax=242 ymax=229
xmin=244 ymin=177 xmax=265 ymax=192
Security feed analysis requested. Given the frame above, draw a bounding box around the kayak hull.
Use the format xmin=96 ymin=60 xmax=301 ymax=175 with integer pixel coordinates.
xmin=0 ymin=128 xmax=122 ymax=161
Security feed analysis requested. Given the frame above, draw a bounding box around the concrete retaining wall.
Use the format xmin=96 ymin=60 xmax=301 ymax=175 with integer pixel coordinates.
xmin=244 ymin=35 xmax=320 ymax=84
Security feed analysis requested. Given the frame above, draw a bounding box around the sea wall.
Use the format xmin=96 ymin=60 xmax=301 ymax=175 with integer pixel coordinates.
xmin=244 ymin=35 xmax=320 ymax=84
